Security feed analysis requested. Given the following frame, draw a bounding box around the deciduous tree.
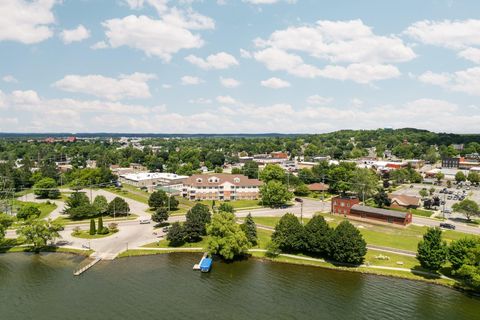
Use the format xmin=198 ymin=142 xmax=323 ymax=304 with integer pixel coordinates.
xmin=207 ymin=211 xmax=250 ymax=260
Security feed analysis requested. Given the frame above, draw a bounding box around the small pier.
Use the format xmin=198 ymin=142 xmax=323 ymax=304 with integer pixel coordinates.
xmin=74 ymin=258 xmax=101 ymax=276
xmin=193 ymin=252 xmax=208 ymax=270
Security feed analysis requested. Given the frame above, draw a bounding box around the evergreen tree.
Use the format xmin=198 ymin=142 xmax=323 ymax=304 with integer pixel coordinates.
xmin=304 ymin=215 xmax=331 ymax=255
xmin=89 ymin=218 xmax=96 ymax=235
xmin=152 ymin=207 xmax=169 ymax=225
xmin=166 ymin=222 xmax=186 ymax=247
xmin=218 ymin=202 xmax=235 ymax=213
xmin=373 ymin=189 xmax=391 ymax=208
xmin=241 ymin=213 xmax=257 ymax=246
xmin=93 ymin=195 xmax=108 ymax=215
xmin=184 ymin=203 xmax=211 ymax=242
xmin=169 ymin=196 xmax=179 ymax=210
xmin=329 ymin=220 xmax=367 ymax=265
xmin=148 ymin=190 xmax=168 ymax=209
xmin=271 ymin=213 xmax=304 ymax=253
xmin=97 ymin=216 xmax=107 ymax=234
xmin=417 ymin=227 xmax=448 ymax=271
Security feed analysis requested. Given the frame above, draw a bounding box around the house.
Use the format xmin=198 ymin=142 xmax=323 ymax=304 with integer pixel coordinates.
xmin=442 ymin=157 xmax=460 ymax=168
xmin=271 ymin=151 xmax=289 ymax=159
xmin=182 ymin=174 xmax=262 ymax=201
xmin=307 ymin=183 xmax=329 ymax=192
xmin=388 ymin=194 xmax=421 ymax=209
xmin=350 ymin=205 xmax=412 ymax=226
xmin=331 ymin=195 xmax=360 ymax=215
xmin=119 ymin=172 xmax=188 ymax=190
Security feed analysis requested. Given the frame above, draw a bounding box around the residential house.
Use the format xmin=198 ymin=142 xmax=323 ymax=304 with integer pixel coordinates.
xmin=388 ymin=194 xmax=421 ymax=209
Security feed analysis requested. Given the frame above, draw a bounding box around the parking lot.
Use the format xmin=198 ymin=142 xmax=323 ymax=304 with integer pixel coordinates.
xmin=393 ymin=183 xmax=480 ymax=220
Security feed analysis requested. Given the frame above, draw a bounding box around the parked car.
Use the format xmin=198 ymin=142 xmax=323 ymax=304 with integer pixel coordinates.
xmin=440 ymin=222 xmax=456 ymax=230
xmin=139 ymin=219 xmax=151 ymax=224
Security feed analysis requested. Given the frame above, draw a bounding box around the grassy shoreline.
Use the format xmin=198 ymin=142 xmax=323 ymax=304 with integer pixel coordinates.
xmin=0 ymin=245 xmax=93 ymax=256
xmin=114 ymin=248 xmax=472 ymax=293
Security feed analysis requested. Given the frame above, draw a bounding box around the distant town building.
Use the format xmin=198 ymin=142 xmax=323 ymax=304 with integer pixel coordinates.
xmin=182 ymin=174 xmax=262 ymax=201
xmin=388 ymin=194 xmax=421 ymax=210
xmin=119 ymin=172 xmax=188 ymax=190
xmin=307 ymin=183 xmax=329 ymax=193
xmin=442 ymin=157 xmax=460 ymax=168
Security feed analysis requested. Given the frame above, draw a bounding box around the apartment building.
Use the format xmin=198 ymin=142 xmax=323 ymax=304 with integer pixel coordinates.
xmin=182 ymin=174 xmax=262 ymax=201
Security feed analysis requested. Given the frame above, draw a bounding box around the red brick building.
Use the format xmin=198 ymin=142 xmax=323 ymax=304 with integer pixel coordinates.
xmin=350 ymin=205 xmax=412 ymax=226
xmin=331 ymin=195 xmax=360 ymax=215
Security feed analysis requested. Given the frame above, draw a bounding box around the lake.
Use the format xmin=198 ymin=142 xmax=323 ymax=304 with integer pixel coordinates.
xmin=0 ymin=253 xmax=479 ymax=320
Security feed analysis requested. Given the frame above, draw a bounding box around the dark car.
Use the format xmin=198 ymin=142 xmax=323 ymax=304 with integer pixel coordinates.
xmin=440 ymin=222 xmax=456 ymax=230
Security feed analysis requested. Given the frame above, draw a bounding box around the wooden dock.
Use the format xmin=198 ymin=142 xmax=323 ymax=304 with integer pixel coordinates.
xmin=74 ymin=258 xmax=101 ymax=276
xmin=193 ymin=252 xmax=208 ymax=270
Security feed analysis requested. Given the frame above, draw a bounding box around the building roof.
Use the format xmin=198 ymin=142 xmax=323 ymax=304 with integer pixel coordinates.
xmin=388 ymin=194 xmax=421 ymax=207
xmin=307 ymin=183 xmax=329 ymax=192
xmin=351 ymin=204 xmax=409 ymax=219
xmin=184 ymin=174 xmax=262 ymax=187
xmin=121 ymin=172 xmax=188 ymax=182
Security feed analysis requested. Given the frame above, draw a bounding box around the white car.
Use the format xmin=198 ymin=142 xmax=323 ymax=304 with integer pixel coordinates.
xmin=139 ymin=219 xmax=151 ymax=224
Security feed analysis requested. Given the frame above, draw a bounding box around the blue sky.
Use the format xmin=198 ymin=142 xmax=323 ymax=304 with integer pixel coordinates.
xmin=1 ymin=0 xmax=480 ymax=133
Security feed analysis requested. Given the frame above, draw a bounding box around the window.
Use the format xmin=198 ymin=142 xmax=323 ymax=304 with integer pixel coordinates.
xmin=196 ymin=178 xmax=202 ymax=183
xmin=234 ymin=177 xmax=240 ymax=183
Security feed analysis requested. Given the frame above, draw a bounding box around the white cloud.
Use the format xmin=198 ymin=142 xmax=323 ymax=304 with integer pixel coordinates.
xmin=418 ymin=67 xmax=480 ymax=96
xmin=162 ymin=84 xmax=172 ymax=89
xmin=188 ymin=98 xmax=212 ymax=104
xmin=254 ymin=48 xmax=400 ymax=83
xmin=2 ymin=89 xmax=478 ymax=133
xmin=2 ymin=75 xmax=18 ymax=83
xmin=240 ymin=49 xmax=252 ymax=58
xmin=91 ymin=41 xmax=108 ymax=50
xmin=60 ymin=25 xmax=91 ymax=44
xmin=458 ymin=47 xmax=480 ymax=64
xmin=124 ymin=0 xmax=168 ymax=13
xmin=219 ymin=77 xmax=240 ymax=88
xmin=260 ymin=77 xmax=291 ymax=89
xmin=257 ymin=19 xmax=415 ymax=64
xmin=53 ymin=73 xmax=157 ymax=100
xmin=0 ymin=0 xmax=56 ymax=44
xmin=244 ymin=0 xmax=296 ymax=4
xmin=350 ymin=98 xmax=363 ymax=108
xmin=405 ymin=19 xmax=480 ymax=49
xmin=216 ymin=95 xmax=237 ymax=104
xmin=185 ymin=52 xmax=239 ymax=69
xmin=101 ymin=4 xmax=214 ymax=61
xmin=181 ymin=75 xmax=203 ymax=85
xmin=306 ymin=95 xmax=333 ymax=105
xmin=253 ymin=19 xmax=413 ymax=83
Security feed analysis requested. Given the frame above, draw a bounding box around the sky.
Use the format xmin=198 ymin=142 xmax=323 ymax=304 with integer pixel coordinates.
xmin=0 ymin=0 xmax=480 ymax=134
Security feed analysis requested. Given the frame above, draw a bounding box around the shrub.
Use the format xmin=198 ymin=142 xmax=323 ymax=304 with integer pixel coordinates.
xmin=89 ymin=219 xmax=96 ymax=235
xmin=17 ymin=204 xmax=41 ymax=220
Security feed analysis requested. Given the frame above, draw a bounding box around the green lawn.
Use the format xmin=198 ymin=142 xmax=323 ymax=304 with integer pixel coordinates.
xmin=142 ymin=228 xmax=272 ymax=250
xmin=53 ymin=214 xmax=138 ymax=225
xmin=71 ymin=230 xmax=116 ymax=239
xmin=253 ymin=213 xmax=480 ymax=252
xmin=10 ymin=200 xmax=57 ymax=220
xmin=199 ymin=199 xmax=263 ymax=210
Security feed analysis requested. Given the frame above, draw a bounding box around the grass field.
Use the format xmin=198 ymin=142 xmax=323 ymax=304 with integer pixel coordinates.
xmin=53 ymin=214 xmax=138 ymax=225
xmin=71 ymin=230 xmax=116 ymax=239
xmin=199 ymin=199 xmax=263 ymax=210
xmin=253 ymin=213 xmax=480 ymax=252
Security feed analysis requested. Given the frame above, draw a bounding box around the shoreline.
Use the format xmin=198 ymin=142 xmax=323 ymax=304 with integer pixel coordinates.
xmin=2 ymin=246 xmax=477 ymax=296
xmin=116 ymin=248 xmax=478 ymax=295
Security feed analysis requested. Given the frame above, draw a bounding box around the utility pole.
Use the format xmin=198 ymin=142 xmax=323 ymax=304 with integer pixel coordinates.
xmin=300 ymin=201 xmax=304 ymax=225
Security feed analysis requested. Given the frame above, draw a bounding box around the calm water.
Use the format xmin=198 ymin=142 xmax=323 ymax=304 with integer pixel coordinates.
xmin=0 ymin=253 xmax=479 ymax=320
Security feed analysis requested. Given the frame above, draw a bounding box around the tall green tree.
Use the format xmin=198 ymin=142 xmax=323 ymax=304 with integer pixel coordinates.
xmin=242 ymin=161 xmax=259 ymax=179
xmin=207 ymin=211 xmax=250 ymax=260
xmin=455 ymin=171 xmax=466 ymax=183
xmin=260 ymin=180 xmax=293 ymax=208
xmin=107 ymin=197 xmax=130 ymax=216
xmin=452 ymin=199 xmax=479 ymax=221
xmin=271 ymin=213 xmax=304 ymax=253
xmin=241 ymin=213 xmax=257 ymax=246
xmin=17 ymin=204 xmax=41 ymax=220
xmin=148 ymin=190 xmax=168 ymax=209
xmin=89 ymin=219 xmax=96 ymax=235
xmin=259 ymin=164 xmax=286 ymax=183
xmin=152 ymin=207 xmax=169 ymax=225
xmin=373 ymin=189 xmax=391 ymax=208
xmin=33 ymin=178 xmax=60 ymax=199
xmin=350 ymin=168 xmax=379 ymax=200
xmin=166 ymin=222 xmax=186 ymax=247
xmin=417 ymin=227 xmax=448 ymax=271
xmin=184 ymin=203 xmax=211 ymax=242
xmin=449 ymin=237 xmax=480 ymax=270
xmin=304 ymin=215 xmax=331 ymax=255
xmin=16 ymin=219 xmax=63 ymax=252
xmin=328 ymin=220 xmax=367 ymax=265
xmin=93 ymin=195 xmax=108 ymax=215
